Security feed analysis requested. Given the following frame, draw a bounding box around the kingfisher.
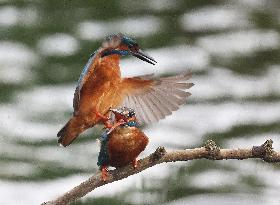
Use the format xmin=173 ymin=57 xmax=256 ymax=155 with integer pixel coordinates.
xmin=97 ymin=107 xmax=148 ymax=181
xmin=57 ymin=33 xmax=194 ymax=146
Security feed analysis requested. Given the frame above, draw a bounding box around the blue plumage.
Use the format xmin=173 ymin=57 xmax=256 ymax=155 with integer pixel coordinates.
xmin=77 ymin=51 xmax=96 ymax=92
xmin=125 ymin=121 xmax=139 ymax=127
xmin=121 ymin=36 xmax=137 ymax=48
xmin=97 ymin=130 xmax=110 ymax=167
xmin=73 ymin=51 xmax=97 ymax=112
xmin=101 ymin=49 xmax=130 ymax=57
xmin=106 ymin=33 xmax=136 ymax=47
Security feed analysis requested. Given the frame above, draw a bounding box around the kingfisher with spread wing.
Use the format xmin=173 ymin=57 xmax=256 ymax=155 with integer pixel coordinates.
xmin=57 ymin=33 xmax=194 ymax=146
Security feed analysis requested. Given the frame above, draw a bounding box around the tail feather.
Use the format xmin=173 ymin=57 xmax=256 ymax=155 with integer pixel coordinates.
xmin=57 ymin=117 xmax=85 ymax=147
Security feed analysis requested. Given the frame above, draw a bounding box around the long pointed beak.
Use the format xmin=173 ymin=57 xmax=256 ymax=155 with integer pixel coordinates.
xmin=131 ymin=49 xmax=157 ymax=65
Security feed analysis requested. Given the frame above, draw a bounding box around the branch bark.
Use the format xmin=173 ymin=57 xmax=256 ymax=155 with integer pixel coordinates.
xmin=42 ymin=139 xmax=280 ymax=205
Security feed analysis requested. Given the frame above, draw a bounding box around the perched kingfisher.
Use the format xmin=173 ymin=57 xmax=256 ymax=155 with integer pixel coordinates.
xmin=57 ymin=33 xmax=194 ymax=146
xmin=97 ymin=107 xmax=148 ymax=181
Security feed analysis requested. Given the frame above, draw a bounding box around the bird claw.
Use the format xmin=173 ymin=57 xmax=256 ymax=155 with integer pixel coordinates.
xmin=101 ymin=166 xmax=109 ymax=182
xmin=103 ymin=120 xmax=113 ymax=129
xmin=132 ymin=158 xmax=138 ymax=169
xmin=93 ymin=109 xmax=112 ymax=128
xmin=96 ymin=112 xmax=109 ymax=122
xmin=106 ymin=119 xmax=126 ymax=134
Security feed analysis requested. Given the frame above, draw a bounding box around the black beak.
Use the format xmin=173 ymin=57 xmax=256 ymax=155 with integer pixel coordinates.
xmin=131 ymin=49 xmax=157 ymax=65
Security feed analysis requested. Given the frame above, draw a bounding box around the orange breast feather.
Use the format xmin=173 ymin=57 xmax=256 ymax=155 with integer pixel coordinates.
xmin=77 ymin=57 xmax=123 ymax=120
xmin=108 ymin=126 xmax=149 ymax=167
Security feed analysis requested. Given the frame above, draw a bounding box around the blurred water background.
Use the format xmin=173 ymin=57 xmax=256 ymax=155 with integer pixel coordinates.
xmin=1 ymin=0 xmax=280 ymax=204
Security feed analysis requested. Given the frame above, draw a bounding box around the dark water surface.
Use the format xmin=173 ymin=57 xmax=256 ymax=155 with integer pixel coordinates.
xmin=1 ymin=0 xmax=280 ymax=204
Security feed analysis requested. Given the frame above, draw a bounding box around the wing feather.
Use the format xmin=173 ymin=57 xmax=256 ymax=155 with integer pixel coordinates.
xmin=150 ymin=89 xmax=173 ymax=114
xmin=135 ymin=95 xmax=151 ymax=123
xmin=145 ymin=93 xmax=165 ymax=120
xmin=153 ymin=87 xmax=179 ymax=111
xmin=120 ymin=71 xmax=194 ymax=124
xmin=149 ymin=91 xmax=172 ymax=116
xmin=141 ymin=94 xmax=159 ymax=122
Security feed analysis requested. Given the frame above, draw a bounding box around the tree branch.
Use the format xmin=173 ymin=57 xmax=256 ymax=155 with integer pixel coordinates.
xmin=42 ymin=139 xmax=280 ymax=205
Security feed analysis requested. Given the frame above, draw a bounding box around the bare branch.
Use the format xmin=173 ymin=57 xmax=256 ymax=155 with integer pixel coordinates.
xmin=42 ymin=139 xmax=280 ymax=205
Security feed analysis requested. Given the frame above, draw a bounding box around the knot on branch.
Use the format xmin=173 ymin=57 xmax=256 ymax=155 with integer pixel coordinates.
xmin=252 ymin=139 xmax=274 ymax=162
xmin=150 ymin=146 xmax=166 ymax=161
xmin=205 ymin=140 xmax=220 ymax=159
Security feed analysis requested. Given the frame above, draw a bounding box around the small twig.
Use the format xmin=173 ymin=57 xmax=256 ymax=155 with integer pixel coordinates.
xmin=42 ymin=139 xmax=280 ymax=205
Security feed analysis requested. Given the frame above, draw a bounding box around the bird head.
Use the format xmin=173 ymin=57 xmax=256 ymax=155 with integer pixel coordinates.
xmin=110 ymin=107 xmax=136 ymax=122
xmin=100 ymin=33 xmax=157 ymax=65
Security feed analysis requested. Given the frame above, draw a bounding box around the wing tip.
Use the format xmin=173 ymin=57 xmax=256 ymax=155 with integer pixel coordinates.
xmin=186 ymin=92 xmax=192 ymax=97
xmin=189 ymin=82 xmax=195 ymax=88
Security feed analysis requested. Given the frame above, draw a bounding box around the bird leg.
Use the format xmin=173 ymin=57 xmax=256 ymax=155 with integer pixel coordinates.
xmin=106 ymin=119 xmax=126 ymax=134
xmin=132 ymin=158 xmax=138 ymax=169
xmin=93 ymin=108 xmax=112 ymax=128
xmin=103 ymin=120 xmax=113 ymax=129
xmin=101 ymin=166 xmax=109 ymax=182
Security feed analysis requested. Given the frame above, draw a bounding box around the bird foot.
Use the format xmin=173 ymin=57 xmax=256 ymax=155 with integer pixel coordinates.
xmin=95 ymin=111 xmax=109 ymax=122
xmin=132 ymin=158 xmax=138 ymax=169
xmin=106 ymin=119 xmax=126 ymax=134
xmin=103 ymin=120 xmax=113 ymax=129
xmin=94 ymin=109 xmax=111 ymax=127
xmin=101 ymin=166 xmax=109 ymax=182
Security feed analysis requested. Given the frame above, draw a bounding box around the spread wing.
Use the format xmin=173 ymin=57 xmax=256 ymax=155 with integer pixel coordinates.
xmin=120 ymin=71 xmax=194 ymax=124
xmin=73 ymin=50 xmax=101 ymax=114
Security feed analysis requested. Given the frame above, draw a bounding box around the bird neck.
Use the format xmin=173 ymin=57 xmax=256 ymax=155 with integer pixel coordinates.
xmin=124 ymin=120 xmax=139 ymax=128
xmin=98 ymin=54 xmax=121 ymax=80
xmin=101 ymin=54 xmax=121 ymax=67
